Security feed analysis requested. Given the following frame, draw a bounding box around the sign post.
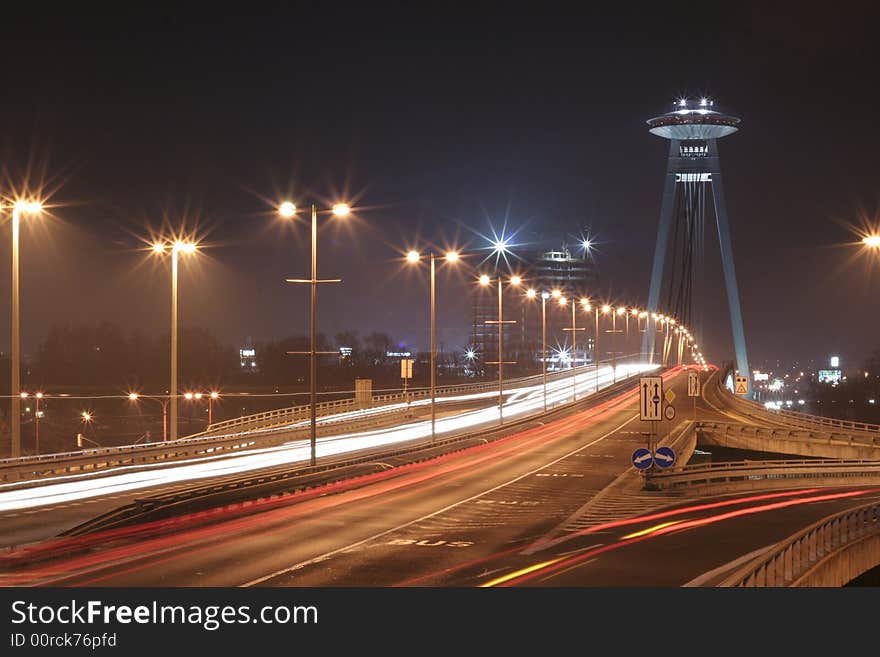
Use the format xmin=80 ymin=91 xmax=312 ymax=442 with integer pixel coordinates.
xmin=687 ymin=370 xmax=701 ymax=421
xmin=401 ymin=358 xmax=414 ymax=405
xmin=639 ymin=376 xmax=663 ymax=462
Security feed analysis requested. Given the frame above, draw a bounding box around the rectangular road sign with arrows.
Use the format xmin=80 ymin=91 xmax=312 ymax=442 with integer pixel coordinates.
xmin=687 ymin=371 xmax=701 ymax=397
xmin=640 ymin=376 xmax=663 ymax=421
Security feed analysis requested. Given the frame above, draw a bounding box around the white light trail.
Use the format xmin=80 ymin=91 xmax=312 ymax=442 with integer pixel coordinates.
xmin=0 ymin=362 xmax=658 ymax=512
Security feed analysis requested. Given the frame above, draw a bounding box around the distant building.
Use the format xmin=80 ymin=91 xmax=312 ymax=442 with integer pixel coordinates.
xmin=471 ymin=240 xmax=598 ymax=374
xmin=240 ymin=338 xmax=258 ymax=372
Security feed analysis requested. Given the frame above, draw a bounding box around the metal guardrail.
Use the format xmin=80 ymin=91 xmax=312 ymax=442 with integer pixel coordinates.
xmin=646 ymin=458 xmax=880 ymax=491
xmin=0 ymin=403 xmax=415 ymax=485
xmin=202 ymin=357 xmax=635 ymax=435
xmin=718 ymin=500 xmax=880 ymax=586
xmin=0 ymin=358 xmax=650 ymax=485
xmin=712 ymin=374 xmax=880 ymax=435
xmin=696 ymin=420 xmax=880 ymax=448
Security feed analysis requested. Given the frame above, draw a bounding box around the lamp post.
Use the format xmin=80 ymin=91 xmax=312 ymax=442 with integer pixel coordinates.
xmin=9 ymin=200 xmax=43 ymax=457
xmin=280 ymin=201 xmax=350 ymax=467
xmin=406 ymin=249 xmax=459 ymax=440
xmin=128 ymin=392 xmax=170 ymax=442
xmin=527 ymin=289 xmax=549 ymax=412
xmin=480 ymin=274 xmax=519 ymax=425
xmin=151 ymin=239 xmax=197 ymax=443
xmin=559 ymin=296 xmax=587 ymax=403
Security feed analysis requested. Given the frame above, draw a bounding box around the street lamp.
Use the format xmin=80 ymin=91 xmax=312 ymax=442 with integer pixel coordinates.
xmin=183 ymin=390 xmax=220 ymax=428
xmin=479 ymin=273 xmax=519 ymax=425
xmin=151 ymin=239 xmax=197 ymax=442
xmin=128 ymin=392 xmax=170 ymax=442
xmin=863 ymin=235 xmax=880 ymax=249
xmin=526 ymin=290 xmax=550 ymax=411
xmin=20 ymin=391 xmax=44 ymax=455
xmin=559 ymin=296 xmax=586 ymax=404
xmin=405 ymin=249 xmax=460 ymax=440
xmin=9 ymin=200 xmax=43 ymax=457
xmin=280 ymin=201 xmax=351 ymax=467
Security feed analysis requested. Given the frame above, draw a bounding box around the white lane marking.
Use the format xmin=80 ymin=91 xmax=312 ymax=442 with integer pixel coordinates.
xmin=240 ymin=412 xmax=639 ymax=587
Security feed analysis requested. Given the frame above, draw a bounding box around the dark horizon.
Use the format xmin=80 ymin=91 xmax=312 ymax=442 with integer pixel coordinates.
xmin=1 ymin=6 xmax=879 ymax=371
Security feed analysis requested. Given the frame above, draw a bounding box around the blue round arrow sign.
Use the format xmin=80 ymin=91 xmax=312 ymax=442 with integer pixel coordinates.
xmin=631 ymin=448 xmax=653 ymax=470
xmin=654 ymin=446 xmax=676 ymax=468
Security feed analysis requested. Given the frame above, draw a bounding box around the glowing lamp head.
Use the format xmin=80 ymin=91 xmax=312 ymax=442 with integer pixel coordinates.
xmin=478 ymin=274 xmax=491 ymax=286
xmin=35 ymin=392 xmax=43 ymax=399
xmin=331 ymin=203 xmax=351 ymax=217
xmin=14 ymin=200 xmax=43 ymax=215
xmin=601 ymin=304 xmax=611 ymax=314
xmin=152 ymin=242 xmax=165 ymax=254
xmin=551 ymin=289 xmax=561 ymax=299
xmin=406 ymin=250 xmax=421 ymax=263
xmin=492 ymin=239 xmax=509 ymax=254
xmin=558 ymin=296 xmax=568 ymax=306
xmin=579 ymin=297 xmax=589 ymax=307
xmin=184 ymin=392 xmax=194 ymax=400
xmin=465 ymin=349 xmax=476 ymax=360
xmin=278 ymin=201 xmax=297 ymax=218
xmin=526 ymin=288 xmax=537 ymax=299
xmin=444 ymin=251 xmax=460 ymax=263
xmin=210 ymin=391 xmax=219 ymax=399
xmin=128 ymin=392 xmax=139 ymax=401
xmin=81 ymin=411 xmax=92 ymax=422
xmin=632 ymin=308 xmax=639 ymax=316
xmin=510 ymin=275 xmax=522 ymax=286
xmin=582 ymin=239 xmax=592 ymax=251
xmin=864 ymin=235 xmax=880 ymax=249
xmin=194 ymin=392 xmax=203 ymax=400
xmin=617 ymin=307 xmax=626 ymax=316
xmin=541 ymin=291 xmax=550 ymax=300
xmin=174 ymin=241 xmax=197 ymax=254
xmin=19 ymin=392 xmax=28 ymax=399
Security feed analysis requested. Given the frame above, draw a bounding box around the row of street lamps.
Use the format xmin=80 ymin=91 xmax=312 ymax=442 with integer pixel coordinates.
xmin=403 ymin=246 xmax=706 ymax=443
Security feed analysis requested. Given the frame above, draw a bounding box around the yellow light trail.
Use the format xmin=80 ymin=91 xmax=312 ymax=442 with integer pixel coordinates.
xmin=621 ymin=520 xmax=683 ymax=540
xmin=479 ymin=557 xmax=566 ymax=588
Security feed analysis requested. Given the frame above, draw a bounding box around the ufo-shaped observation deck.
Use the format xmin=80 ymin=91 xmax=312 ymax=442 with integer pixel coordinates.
xmin=647 ymin=98 xmax=740 ymax=140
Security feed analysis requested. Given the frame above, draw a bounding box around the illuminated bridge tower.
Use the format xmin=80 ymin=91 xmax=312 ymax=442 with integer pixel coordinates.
xmin=643 ymin=97 xmax=751 ymax=395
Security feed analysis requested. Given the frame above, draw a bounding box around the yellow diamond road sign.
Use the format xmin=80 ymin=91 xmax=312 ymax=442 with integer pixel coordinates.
xmin=665 ymin=389 xmax=676 ymax=403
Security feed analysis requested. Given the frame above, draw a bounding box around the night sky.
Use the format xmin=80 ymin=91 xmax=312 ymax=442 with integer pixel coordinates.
xmin=1 ymin=5 xmax=878 ymax=371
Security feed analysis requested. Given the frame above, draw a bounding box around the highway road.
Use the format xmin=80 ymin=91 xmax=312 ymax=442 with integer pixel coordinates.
xmin=0 ymin=362 xmax=656 ymax=548
xmin=0 ymin=366 xmax=750 ymax=587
